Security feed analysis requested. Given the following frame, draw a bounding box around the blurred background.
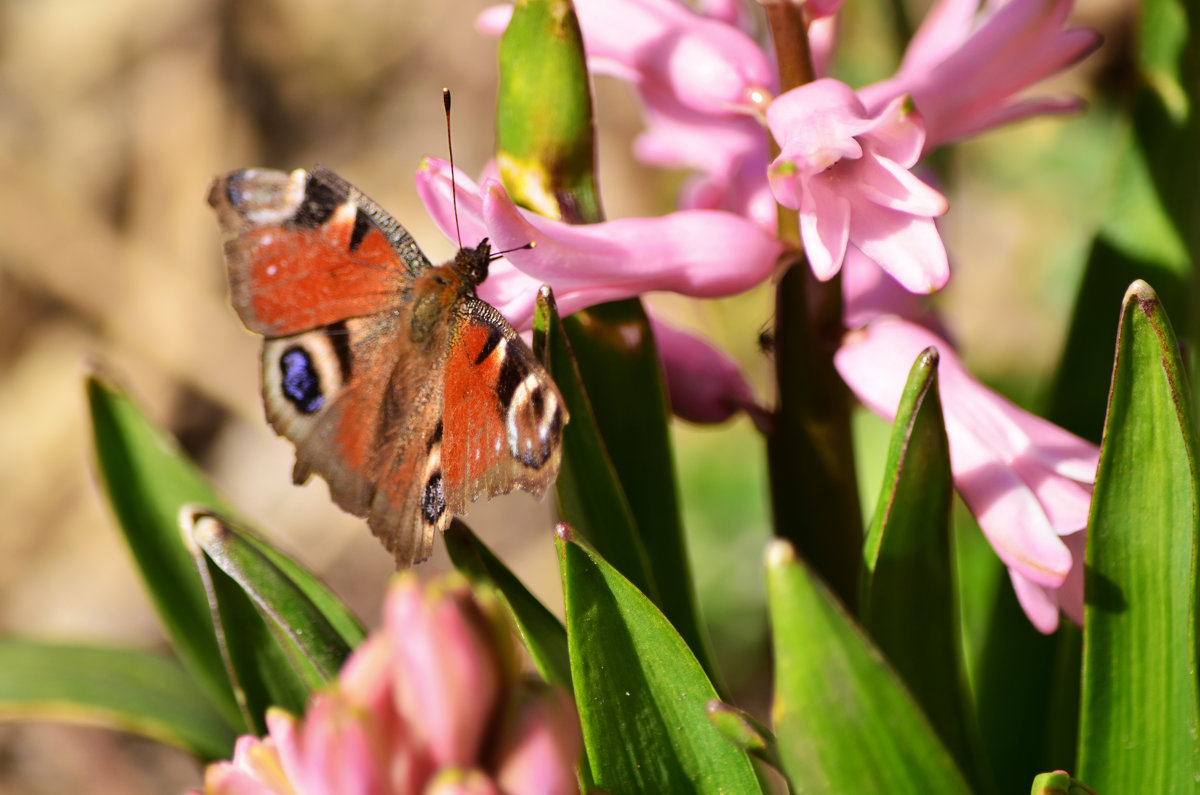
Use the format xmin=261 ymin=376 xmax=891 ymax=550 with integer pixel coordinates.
xmin=0 ymin=0 xmax=1122 ymax=791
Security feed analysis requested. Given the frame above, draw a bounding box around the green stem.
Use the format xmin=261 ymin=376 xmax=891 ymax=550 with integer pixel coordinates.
xmin=763 ymin=1 xmax=863 ymax=609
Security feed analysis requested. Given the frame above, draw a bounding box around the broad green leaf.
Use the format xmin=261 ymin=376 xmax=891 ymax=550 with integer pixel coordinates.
xmin=186 ymin=510 xmax=354 ymax=685
xmin=443 ymin=519 xmax=570 ymax=690
xmin=496 ymin=0 xmax=599 ymax=223
xmin=557 ymin=525 xmax=761 ymax=794
xmin=0 ymin=641 xmax=235 ymax=760
xmin=85 ymin=369 xmax=242 ymax=729
xmin=860 ymin=349 xmax=988 ymax=790
xmin=1078 ymin=280 xmax=1200 ymax=790
xmin=190 ymin=529 xmax=312 ymax=732
xmin=767 ymin=539 xmax=971 ymax=793
xmin=533 ymin=288 xmax=658 ymax=603
xmin=561 ymin=300 xmax=719 ymax=684
xmin=768 ymin=264 xmax=863 ymax=610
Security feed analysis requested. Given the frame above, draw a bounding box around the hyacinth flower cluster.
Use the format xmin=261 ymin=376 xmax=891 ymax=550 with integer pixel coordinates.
xmin=450 ymin=0 xmax=1101 ymax=632
xmin=199 ymin=574 xmax=581 ymax=795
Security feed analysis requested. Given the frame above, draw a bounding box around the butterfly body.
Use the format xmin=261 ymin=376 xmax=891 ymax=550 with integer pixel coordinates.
xmin=208 ymin=167 xmax=566 ymax=565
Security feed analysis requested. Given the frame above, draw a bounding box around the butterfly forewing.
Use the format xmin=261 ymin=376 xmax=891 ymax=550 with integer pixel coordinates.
xmin=209 ymin=168 xmax=431 ymax=337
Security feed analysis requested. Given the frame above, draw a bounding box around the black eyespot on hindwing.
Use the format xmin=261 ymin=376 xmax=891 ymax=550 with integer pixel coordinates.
xmin=280 ymin=347 xmax=323 ymax=413
xmin=421 ymin=472 xmax=446 ymax=525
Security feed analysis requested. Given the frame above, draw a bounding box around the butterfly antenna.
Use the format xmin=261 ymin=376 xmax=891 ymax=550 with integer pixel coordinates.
xmin=490 ymin=242 xmax=535 ymax=262
xmin=443 ymin=88 xmax=464 ymax=249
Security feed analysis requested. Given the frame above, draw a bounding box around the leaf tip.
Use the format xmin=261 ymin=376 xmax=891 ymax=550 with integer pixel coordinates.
xmin=765 ymin=538 xmax=796 ymax=569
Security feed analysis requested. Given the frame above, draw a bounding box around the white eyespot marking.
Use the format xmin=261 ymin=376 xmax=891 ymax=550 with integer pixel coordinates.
xmin=239 ymin=169 xmax=308 ymax=226
xmin=506 ymin=373 xmax=562 ymax=468
xmin=332 ymin=202 xmax=357 ymax=228
xmin=266 ymin=265 xmax=277 ymax=277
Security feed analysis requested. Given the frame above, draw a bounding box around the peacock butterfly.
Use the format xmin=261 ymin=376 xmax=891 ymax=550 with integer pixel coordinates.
xmin=208 ymin=166 xmax=567 ymax=565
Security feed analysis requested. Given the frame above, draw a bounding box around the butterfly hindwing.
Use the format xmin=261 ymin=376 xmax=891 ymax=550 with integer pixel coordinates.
xmin=208 ymin=167 xmax=432 ymax=337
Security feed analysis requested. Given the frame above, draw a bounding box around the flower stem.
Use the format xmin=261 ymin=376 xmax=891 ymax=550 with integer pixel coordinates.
xmin=763 ymin=0 xmax=863 ymax=610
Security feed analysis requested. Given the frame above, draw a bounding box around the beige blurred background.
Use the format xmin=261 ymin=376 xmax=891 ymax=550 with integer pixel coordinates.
xmin=0 ymin=0 xmax=1119 ymax=791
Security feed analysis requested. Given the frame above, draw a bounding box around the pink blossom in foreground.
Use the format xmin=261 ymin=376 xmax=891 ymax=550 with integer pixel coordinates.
xmin=767 ymin=79 xmax=950 ymax=293
xmin=834 ymin=317 xmax=1098 ymax=632
xmin=858 ymin=0 xmax=1102 ymax=150
xmin=414 ymin=158 xmax=783 ymax=328
xmin=199 ymin=575 xmax=581 ymax=795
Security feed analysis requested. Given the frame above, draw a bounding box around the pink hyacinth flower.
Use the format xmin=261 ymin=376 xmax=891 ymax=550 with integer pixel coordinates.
xmin=834 ymin=317 xmax=1098 ymax=633
xmin=858 ymin=0 xmax=1102 ymax=150
xmin=767 ymin=79 xmax=950 ymax=293
xmin=200 ymin=575 xmax=582 ymax=794
xmin=414 ymin=158 xmax=783 ymax=329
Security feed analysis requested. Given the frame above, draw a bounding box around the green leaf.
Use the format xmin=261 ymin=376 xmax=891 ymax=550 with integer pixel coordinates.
xmin=1078 ymin=280 xmax=1200 ymax=790
xmin=186 ymin=509 xmax=355 ymax=685
xmin=533 ymin=288 xmax=658 ymax=603
xmin=0 ymin=641 xmax=236 ymax=760
xmin=767 ymin=539 xmax=971 ymax=793
xmin=557 ymin=525 xmax=762 ymax=793
xmin=860 ymin=348 xmax=989 ymax=791
xmin=85 ymin=369 xmax=242 ymax=729
xmin=443 ymin=519 xmax=570 ymax=690
xmin=561 ymin=299 xmax=719 ymax=683
xmin=496 ymin=0 xmax=599 ymax=223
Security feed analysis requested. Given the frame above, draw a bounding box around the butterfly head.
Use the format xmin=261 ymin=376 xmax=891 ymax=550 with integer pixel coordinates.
xmin=454 ymin=238 xmax=491 ymax=287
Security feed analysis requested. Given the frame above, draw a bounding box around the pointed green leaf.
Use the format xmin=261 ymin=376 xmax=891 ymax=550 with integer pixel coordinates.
xmin=1078 ymin=280 xmax=1200 ymax=789
xmin=561 ymin=299 xmax=719 ymax=683
xmin=860 ymin=349 xmax=988 ymax=790
xmin=767 ymin=539 xmax=971 ymax=793
xmin=85 ymin=369 xmax=242 ymax=729
xmin=443 ymin=519 xmax=570 ymax=690
xmin=0 ymin=641 xmax=236 ymax=760
xmin=496 ymin=0 xmax=599 ymax=223
xmin=533 ymin=288 xmax=658 ymax=603
xmin=186 ymin=509 xmax=354 ymax=684
xmin=557 ymin=524 xmax=761 ymax=793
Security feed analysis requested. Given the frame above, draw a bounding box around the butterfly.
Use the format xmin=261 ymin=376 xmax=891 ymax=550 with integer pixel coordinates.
xmin=207 ymin=166 xmax=567 ymax=565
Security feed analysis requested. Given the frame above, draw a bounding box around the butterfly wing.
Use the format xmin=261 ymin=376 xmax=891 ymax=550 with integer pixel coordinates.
xmin=439 ymin=298 xmax=568 ymax=513
xmin=208 ymin=166 xmax=432 ymax=336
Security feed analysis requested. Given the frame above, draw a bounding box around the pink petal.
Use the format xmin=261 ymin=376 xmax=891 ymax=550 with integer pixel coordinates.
xmin=423 ymin=770 xmax=505 ymax=795
xmin=386 ymin=576 xmax=502 ymax=768
xmin=847 ymin=207 xmax=949 ymax=293
xmin=860 ymin=95 xmax=926 ymax=168
xmin=1010 ymin=569 xmax=1062 ymax=634
xmin=833 ymin=317 xmax=1097 ymax=591
xmin=767 ymin=79 xmax=875 ymax=153
xmin=842 ymin=248 xmax=938 ymax=329
xmin=493 ymin=686 xmax=583 ymax=795
xmin=480 ymin=179 xmax=782 ymax=297
xmin=797 ymin=175 xmax=851 ymax=280
xmin=851 ymin=153 xmax=947 ymax=217
xmin=652 ymin=317 xmax=767 ymax=427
